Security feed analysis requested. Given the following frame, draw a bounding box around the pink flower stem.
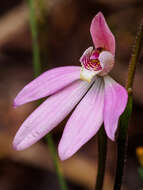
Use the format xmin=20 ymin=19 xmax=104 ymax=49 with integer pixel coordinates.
xmin=27 ymin=1 xmax=68 ymax=189
xmin=114 ymin=19 xmax=143 ymax=190
xmin=95 ymin=126 xmax=107 ymax=190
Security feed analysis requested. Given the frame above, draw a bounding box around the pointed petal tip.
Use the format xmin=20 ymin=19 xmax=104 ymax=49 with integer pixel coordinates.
xmin=13 ymin=97 xmax=22 ymax=108
xmin=58 ymin=146 xmax=70 ymax=161
xmin=12 ymin=139 xmax=28 ymax=151
xmin=96 ymin=11 xmax=104 ymax=18
xmin=58 ymin=153 xmax=68 ymax=161
xmin=12 ymin=141 xmax=21 ymax=151
xmin=12 ymin=136 xmax=27 ymax=151
xmin=108 ymin=134 xmax=115 ymax=141
xmin=13 ymin=100 xmax=18 ymax=108
xmin=58 ymin=142 xmax=75 ymax=161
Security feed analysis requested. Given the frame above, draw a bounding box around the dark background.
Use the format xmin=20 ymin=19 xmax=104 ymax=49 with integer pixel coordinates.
xmin=0 ymin=0 xmax=143 ymax=189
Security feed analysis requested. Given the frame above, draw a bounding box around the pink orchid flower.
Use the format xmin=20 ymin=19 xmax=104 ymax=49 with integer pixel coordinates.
xmin=13 ymin=12 xmax=128 ymax=160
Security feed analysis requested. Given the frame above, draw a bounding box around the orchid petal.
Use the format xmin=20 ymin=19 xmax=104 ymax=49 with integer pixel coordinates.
xmin=13 ymin=80 xmax=92 ymax=150
xmin=14 ymin=66 xmax=81 ymax=107
xmin=98 ymin=51 xmax=114 ymax=76
xmin=58 ymin=77 xmax=104 ymax=160
xmin=103 ymin=76 xmax=128 ymax=141
xmin=90 ymin=12 xmax=115 ymax=55
xmin=79 ymin=46 xmax=93 ymax=63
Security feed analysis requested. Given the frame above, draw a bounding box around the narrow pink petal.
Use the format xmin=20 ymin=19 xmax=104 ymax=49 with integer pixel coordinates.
xmin=13 ymin=80 xmax=92 ymax=151
xmin=90 ymin=12 xmax=115 ymax=55
xmin=58 ymin=77 xmax=104 ymax=160
xmin=14 ymin=66 xmax=81 ymax=107
xmin=103 ymin=76 xmax=128 ymax=141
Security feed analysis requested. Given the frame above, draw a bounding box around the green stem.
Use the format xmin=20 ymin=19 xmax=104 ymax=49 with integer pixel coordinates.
xmin=95 ymin=126 xmax=107 ymax=190
xmin=27 ymin=0 xmax=41 ymax=77
xmin=45 ymin=134 xmax=68 ymax=190
xmin=114 ymin=19 xmax=143 ymax=190
xmin=27 ymin=1 xmax=68 ymax=190
xmin=126 ymin=19 xmax=143 ymax=92
xmin=113 ymin=96 xmax=132 ymax=190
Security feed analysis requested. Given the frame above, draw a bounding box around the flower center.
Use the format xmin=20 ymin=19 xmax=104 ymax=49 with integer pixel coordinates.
xmin=80 ymin=47 xmax=114 ymax=82
xmin=82 ymin=47 xmax=103 ymax=72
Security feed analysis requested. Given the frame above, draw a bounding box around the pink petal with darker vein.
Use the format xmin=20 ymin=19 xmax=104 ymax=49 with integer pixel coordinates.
xmin=58 ymin=77 xmax=104 ymax=160
xmin=14 ymin=66 xmax=80 ymax=107
xmin=90 ymin=12 xmax=115 ymax=55
xmin=13 ymin=80 xmax=91 ymax=151
xmin=103 ymin=76 xmax=128 ymax=141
